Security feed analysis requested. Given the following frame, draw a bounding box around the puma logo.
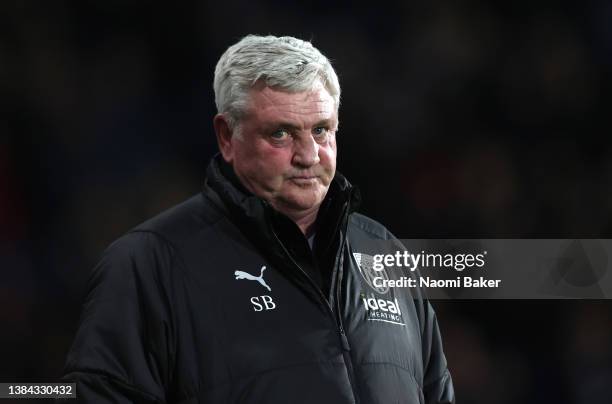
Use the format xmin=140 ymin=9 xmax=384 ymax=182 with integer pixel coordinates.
xmin=234 ymin=266 xmax=271 ymax=291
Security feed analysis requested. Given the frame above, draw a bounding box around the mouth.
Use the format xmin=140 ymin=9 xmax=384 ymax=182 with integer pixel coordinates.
xmin=289 ymin=176 xmax=319 ymax=186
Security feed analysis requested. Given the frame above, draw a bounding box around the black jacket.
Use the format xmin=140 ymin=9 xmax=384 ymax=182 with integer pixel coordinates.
xmin=62 ymin=156 xmax=454 ymax=404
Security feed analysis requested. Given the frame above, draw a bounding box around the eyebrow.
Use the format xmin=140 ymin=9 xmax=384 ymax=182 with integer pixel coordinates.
xmin=262 ymin=119 xmax=337 ymax=132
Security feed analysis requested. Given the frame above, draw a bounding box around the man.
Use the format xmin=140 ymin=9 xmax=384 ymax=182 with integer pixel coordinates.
xmin=62 ymin=35 xmax=454 ymax=403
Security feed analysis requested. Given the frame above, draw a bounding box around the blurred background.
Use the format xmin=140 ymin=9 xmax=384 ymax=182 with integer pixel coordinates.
xmin=2 ymin=0 xmax=612 ymax=403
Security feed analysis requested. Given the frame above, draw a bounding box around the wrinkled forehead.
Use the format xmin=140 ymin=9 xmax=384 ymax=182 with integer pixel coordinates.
xmin=243 ymin=82 xmax=338 ymax=126
xmin=247 ymin=79 xmax=338 ymax=110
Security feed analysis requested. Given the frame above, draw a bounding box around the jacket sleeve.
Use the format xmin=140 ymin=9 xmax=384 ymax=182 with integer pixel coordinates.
xmin=421 ymin=301 xmax=455 ymax=404
xmin=59 ymin=232 xmax=176 ymax=403
xmin=379 ymin=226 xmax=455 ymax=403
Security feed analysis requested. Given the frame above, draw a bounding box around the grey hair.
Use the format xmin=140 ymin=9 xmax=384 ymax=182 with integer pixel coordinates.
xmin=213 ymin=34 xmax=341 ymax=132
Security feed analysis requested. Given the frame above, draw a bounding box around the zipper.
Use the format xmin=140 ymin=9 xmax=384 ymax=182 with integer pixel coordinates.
xmin=270 ymin=209 xmax=360 ymax=403
xmin=333 ymin=219 xmax=360 ymax=404
xmin=270 ymin=228 xmax=335 ymax=314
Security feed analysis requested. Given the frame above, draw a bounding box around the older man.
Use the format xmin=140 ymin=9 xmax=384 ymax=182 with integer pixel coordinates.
xmin=62 ymin=35 xmax=454 ymax=403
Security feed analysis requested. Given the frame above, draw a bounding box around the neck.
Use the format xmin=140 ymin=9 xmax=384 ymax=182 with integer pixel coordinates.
xmin=292 ymin=209 xmax=318 ymax=237
xmin=274 ymin=203 xmax=319 ymax=237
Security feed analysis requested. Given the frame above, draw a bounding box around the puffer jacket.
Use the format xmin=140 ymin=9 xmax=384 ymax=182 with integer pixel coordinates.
xmin=61 ymin=155 xmax=454 ymax=404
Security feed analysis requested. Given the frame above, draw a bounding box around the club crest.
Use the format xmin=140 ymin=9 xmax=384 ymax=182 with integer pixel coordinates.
xmin=353 ymin=253 xmax=390 ymax=294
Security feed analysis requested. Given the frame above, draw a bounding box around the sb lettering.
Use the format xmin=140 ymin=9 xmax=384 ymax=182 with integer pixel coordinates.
xmin=250 ymin=295 xmax=276 ymax=311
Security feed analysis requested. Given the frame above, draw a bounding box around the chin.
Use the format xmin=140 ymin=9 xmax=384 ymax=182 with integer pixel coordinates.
xmin=281 ymin=193 xmax=324 ymax=212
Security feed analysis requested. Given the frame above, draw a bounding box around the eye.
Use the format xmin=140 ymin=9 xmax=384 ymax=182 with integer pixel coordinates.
xmin=313 ymin=127 xmax=328 ymax=137
xmin=270 ymin=129 xmax=290 ymax=140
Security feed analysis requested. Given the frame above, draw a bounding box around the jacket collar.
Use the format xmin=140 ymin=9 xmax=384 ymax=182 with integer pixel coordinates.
xmin=204 ymin=154 xmax=360 ymax=296
xmin=203 ymin=153 xmax=360 ymax=232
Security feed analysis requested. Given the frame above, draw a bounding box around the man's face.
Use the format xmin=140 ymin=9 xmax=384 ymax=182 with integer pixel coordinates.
xmin=220 ymin=82 xmax=338 ymax=217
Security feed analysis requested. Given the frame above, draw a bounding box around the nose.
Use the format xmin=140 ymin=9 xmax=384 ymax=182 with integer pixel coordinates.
xmin=292 ymin=134 xmax=320 ymax=167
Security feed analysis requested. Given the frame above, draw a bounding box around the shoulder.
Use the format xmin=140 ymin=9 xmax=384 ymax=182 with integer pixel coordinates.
xmin=91 ymin=231 xmax=176 ymax=291
xmin=348 ymin=212 xmax=395 ymax=240
xmin=93 ymin=193 xmax=225 ymax=280
xmin=88 ymin=193 xmax=222 ymax=298
xmin=128 ymin=192 xmax=225 ymax=249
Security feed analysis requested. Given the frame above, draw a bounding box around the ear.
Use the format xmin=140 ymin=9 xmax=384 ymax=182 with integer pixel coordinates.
xmin=213 ymin=114 xmax=234 ymax=163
